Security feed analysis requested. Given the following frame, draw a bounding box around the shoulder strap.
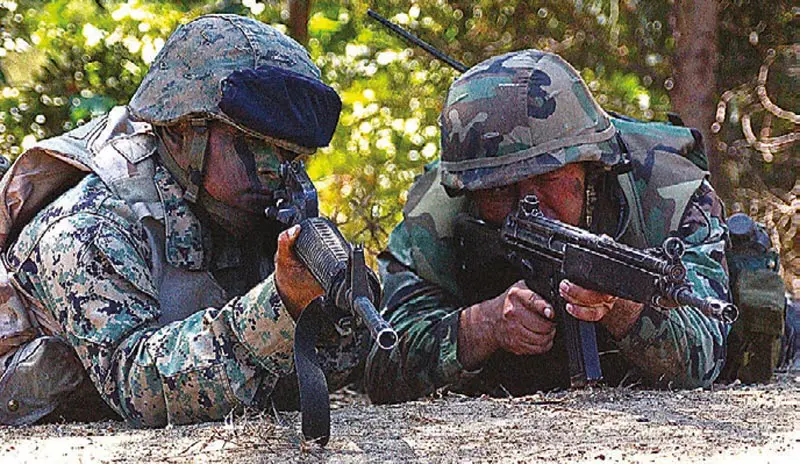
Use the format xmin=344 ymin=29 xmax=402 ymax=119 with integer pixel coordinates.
xmin=616 ymin=171 xmax=648 ymax=249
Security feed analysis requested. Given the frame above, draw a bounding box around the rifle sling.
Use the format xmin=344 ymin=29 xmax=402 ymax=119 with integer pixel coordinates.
xmin=293 ymin=298 xmax=331 ymax=446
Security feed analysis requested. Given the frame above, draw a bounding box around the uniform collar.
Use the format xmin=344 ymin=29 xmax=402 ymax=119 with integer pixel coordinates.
xmin=153 ymin=163 xmax=208 ymax=271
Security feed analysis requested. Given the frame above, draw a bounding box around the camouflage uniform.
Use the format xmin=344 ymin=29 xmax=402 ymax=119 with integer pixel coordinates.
xmin=365 ymin=50 xmax=730 ymax=403
xmin=0 ymin=15 xmax=363 ymax=426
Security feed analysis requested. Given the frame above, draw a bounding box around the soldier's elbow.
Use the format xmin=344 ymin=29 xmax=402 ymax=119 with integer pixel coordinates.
xmin=669 ymin=356 xmax=723 ymax=390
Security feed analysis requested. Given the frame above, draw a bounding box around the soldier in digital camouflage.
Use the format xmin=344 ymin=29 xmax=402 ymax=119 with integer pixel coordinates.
xmin=0 ymin=15 xmax=367 ymax=426
xmin=365 ymin=49 xmax=731 ymax=402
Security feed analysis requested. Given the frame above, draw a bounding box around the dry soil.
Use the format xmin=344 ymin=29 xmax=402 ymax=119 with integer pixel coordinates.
xmin=0 ymin=375 xmax=798 ymax=463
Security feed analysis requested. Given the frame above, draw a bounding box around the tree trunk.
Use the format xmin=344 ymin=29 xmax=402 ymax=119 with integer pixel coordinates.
xmin=288 ymin=0 xmax=311 ymax=45
xmin=671 ymin=0 xmax=727 ymax=198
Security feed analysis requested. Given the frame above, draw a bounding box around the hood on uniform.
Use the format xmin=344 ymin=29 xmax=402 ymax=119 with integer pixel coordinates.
xmin=439 ymin=49 xmax=623 ymax=193
xmin=129 ymin=14 xmax=341 ymax=154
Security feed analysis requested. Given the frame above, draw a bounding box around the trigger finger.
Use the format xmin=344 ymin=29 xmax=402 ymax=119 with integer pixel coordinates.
xmin=531 ymin=298 xmax=554 ymax=320
xmin=519 ymin=293 xmax=554 ymax=320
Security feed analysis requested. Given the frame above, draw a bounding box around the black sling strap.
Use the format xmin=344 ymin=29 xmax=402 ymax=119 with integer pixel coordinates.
xmin=292 ymin=298 xmax=331 ymax=445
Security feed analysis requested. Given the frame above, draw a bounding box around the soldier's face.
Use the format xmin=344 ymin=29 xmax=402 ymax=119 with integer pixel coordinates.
xmin=470 ymin=163 xmax=586 ymax=226
xmin=203 ymin=122 xmax=291 ymax=214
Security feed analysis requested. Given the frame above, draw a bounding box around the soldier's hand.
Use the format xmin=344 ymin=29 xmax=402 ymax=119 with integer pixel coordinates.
xmin=558 ymin=279 xmax=617 ymax=322
xmin=559 ymin=279 xmax=646 ymax=338
xmin=459 ymin=280 xmax=556 ymax=369
xmin=490 ymin=280 xmax=556 ymax=355
xmin=274 ymin=224 xmax=324 ymax=320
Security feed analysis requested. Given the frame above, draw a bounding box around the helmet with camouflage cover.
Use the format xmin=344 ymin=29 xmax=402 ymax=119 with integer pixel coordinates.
xmin=129 ymin=14 xmax=341 ymax=201
xmin=439 ymin=49 xmax=623 ymax=193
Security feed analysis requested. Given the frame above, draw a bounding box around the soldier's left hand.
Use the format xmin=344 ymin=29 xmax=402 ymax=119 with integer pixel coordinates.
xmin=558 ymin=279 xmax=618 ymax=322
xmin=275 ymin=224 xmax=325 ymax=320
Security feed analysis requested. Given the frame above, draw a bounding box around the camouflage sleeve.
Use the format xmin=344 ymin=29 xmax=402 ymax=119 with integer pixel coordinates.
xmin=615 ymin=179 xmax=729 ymax=388
xmin=364 ymin=221 xmax=475 ymax=404
xmin=23 ymin=213 xmax=297 ymax=426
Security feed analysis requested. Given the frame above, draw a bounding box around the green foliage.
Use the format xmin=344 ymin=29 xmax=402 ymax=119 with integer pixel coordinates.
xmin=0 ymin=1 xmax=795 ymax=283
xmin=0 ymin=1 xmax=679 ymax=254
xmin=0 ymin=0 xmax=191 ymax=155
xmin=303 ymin=0 xmax=680 ymax=252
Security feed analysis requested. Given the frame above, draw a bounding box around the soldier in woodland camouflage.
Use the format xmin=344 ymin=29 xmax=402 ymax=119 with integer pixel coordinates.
xmin=365 ymin=50 xmax=731 ymax=402
xmin=0 ymin=15 xmax=365 ymax=426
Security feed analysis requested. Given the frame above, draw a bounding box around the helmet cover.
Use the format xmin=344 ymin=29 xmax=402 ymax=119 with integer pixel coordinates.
xmin=439 ymin=49 xmax=623 ymax=192
xmin=129 ymin=14 xmax=340 ymax=154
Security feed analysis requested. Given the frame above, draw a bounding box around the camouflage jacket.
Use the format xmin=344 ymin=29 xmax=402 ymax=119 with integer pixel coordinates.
xmin=1 ymin=111 xmax=365 ymax=426
xmin=366 ymin=151 xmax=730 ymax=403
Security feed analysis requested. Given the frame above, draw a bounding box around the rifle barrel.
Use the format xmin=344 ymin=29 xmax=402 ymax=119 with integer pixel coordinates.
xmin=353 ymin=296 xmax=398 ymax=350
xmin=367 ymin=9 xmax=469 ymax=73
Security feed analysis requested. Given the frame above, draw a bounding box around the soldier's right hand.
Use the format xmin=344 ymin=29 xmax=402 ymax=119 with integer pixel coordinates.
xmin=487 ymin=280 xmax=556 ymax=355
xmin=458 ymin=280 xmax=556 ymax=369
xmin=274 ymin=225 xmax=324 ymax=320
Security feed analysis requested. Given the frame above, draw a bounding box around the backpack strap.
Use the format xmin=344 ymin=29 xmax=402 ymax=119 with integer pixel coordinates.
xmin=611 ymin=134 xmax=648 ymax=249
xmin=616 ymin=171 xmax=648 ymax=249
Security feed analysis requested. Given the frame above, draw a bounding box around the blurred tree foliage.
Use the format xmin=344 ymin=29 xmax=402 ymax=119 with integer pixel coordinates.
xmin=0 ymin=1 xmax=796 ymax=292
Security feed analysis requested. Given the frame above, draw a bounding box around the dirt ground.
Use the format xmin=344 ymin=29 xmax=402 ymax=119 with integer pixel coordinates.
xmin=1 ymin=374 xmax=798 ymax=463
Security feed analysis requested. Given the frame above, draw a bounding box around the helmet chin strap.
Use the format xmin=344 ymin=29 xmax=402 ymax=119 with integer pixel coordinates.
xmin=155 ymin=124 xmax=272 ymax=238
xmin=154 ymin=119 xmax=210 ymax=204
xmin=183 ymin=118 xmax=210 ymax=203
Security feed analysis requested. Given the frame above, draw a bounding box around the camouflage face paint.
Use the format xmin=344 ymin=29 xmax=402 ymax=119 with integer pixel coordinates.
xmin=203 ymin=123 xmax=282 ymax=215
xmin=518 ymin=163 xmax=586 ymax=226
xmin=467 ymin=184 xmax=519 ymax=226
xmin=234 ymin=135 xmax=284 ymax=194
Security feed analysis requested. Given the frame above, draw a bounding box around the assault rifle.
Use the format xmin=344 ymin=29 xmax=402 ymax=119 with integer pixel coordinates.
xmin=265 ymin=160 xmax=397 ymax=445
xmin=455 ymin=195 xmax=738 ymax=387
xmin=266 ymin=160 xmax=397 ymax=349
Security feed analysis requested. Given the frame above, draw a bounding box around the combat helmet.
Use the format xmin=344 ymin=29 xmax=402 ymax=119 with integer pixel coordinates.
xmin=439 ymin=49 xmax=623 ymax=193
xmin=129 ymin=14 xmax=341 ymax=201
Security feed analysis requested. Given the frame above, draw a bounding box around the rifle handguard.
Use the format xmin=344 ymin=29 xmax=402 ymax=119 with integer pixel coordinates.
xmin=293 ymin=217 xmax=398 ymax=350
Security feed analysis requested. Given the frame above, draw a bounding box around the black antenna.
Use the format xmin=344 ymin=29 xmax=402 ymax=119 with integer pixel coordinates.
xmin=367 ymin=9 xmax=468 ymax=73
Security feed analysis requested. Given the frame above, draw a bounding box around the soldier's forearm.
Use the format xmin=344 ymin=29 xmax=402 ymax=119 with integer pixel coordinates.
xmin=366 ymin=269 xmax=477 ymax=403
xmin=457 ymin=302 xmax=498 ymax=370
xmin=602 ymin=299 xmax=645 ymax=339
xmin=39 ymin=238 xmax=297 ymax=424
xmin=229 ymin=274 xmax=297 ymax=370
xmin=615 ymin=304 xmax=725 ymax=388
